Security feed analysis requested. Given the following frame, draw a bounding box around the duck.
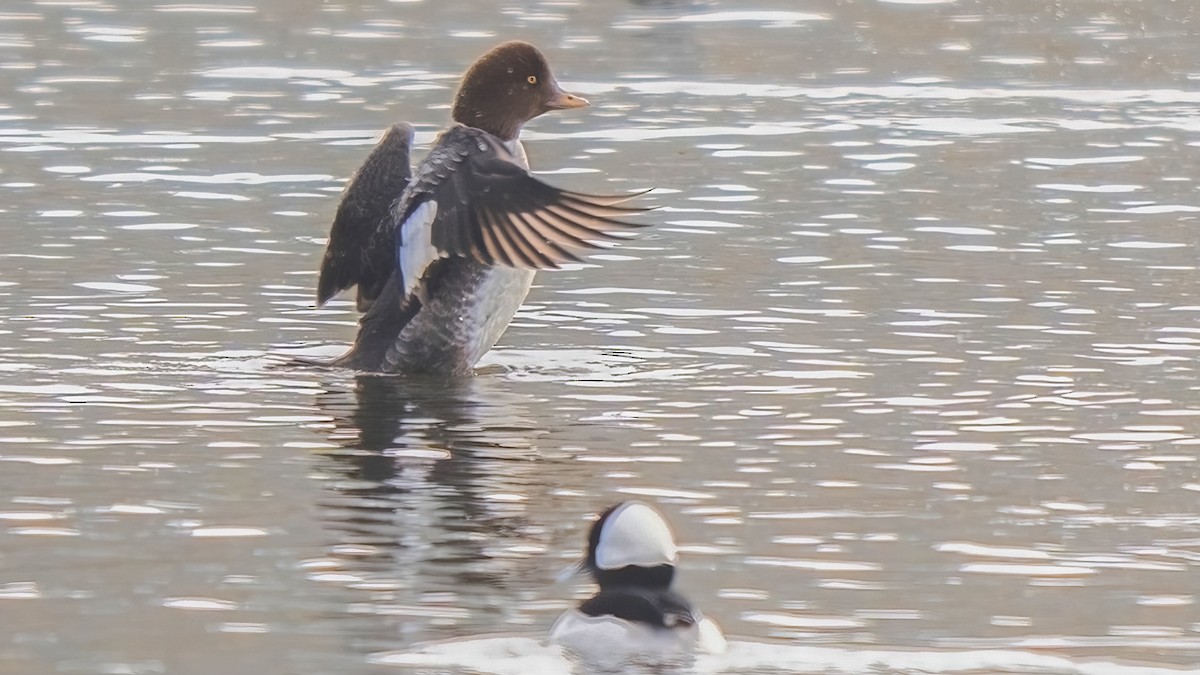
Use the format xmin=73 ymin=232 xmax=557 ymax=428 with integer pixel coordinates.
xmin=315 ymin=41 xmax=648 ymax=375
xmin=549 ymin=501 xmax=726 ymax=663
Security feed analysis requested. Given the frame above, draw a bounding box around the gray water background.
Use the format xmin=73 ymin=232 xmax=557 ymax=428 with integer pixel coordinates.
xmin=2 ymin=0 xmax=1200 ymax=673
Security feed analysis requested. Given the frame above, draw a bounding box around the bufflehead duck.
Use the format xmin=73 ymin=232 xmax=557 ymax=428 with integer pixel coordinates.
xmin=315 ymin=41 xmax=648 ymax=375
xmin=549 ymin=501 xmax=726 ymax=662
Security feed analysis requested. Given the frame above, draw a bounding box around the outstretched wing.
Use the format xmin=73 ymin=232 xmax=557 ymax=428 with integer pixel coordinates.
xmin=432 ymin=150 xmax=651 ymax=269
xmin=316 ymin=123 xmax=414 ymax=310
xmin=395 ymin=130 xmax=650 ymax=300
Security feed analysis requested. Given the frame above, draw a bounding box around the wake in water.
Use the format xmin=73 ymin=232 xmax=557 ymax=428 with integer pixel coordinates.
xmin=373 ymin=636 xmax=1200 ymax=675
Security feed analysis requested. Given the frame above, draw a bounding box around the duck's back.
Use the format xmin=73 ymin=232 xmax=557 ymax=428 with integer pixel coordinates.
xmin=548 ymin=610 xmax=726 ymax=665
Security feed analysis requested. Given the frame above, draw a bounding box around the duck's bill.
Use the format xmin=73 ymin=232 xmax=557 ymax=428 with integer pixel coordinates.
xmin=546 ymin=88 xmax=589 ymax=109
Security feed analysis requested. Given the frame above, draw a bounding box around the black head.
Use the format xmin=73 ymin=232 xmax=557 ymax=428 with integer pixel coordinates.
xmin=451 ymin=40 xmax=588 ymax=141
xmin=579 ymin=587 xmax=698 ymax=630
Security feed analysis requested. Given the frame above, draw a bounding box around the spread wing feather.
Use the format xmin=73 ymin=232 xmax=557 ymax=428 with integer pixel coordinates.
xmin=316 ymin=123 xmax=414 ymax=310
xmin=421 ymin=142 xmax=650 ymax=272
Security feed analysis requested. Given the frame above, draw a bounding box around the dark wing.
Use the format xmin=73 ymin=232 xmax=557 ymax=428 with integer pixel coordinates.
xmin=316 ymin=122 xmax=414 ymax=310
xmin=422 ymin=141 xmax=651 ymax=271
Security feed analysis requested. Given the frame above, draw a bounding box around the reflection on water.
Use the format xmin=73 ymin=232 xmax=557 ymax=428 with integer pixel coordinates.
xmin=2 ymin=0 xmax=1200 ymax=673
xmin=305 ymin=376 xmax=560 ymax=652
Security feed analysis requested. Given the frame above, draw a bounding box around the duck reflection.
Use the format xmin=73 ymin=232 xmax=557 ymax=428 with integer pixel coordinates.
xmin=310 ymin=374 xmax=555 ymax=605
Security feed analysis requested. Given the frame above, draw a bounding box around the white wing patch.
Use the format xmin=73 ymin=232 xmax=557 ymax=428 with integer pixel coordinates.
xmin=398 ymin=199 xmax=442 ymax=300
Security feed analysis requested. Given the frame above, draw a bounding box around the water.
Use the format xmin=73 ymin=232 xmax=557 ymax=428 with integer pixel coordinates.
xmin=2 ymin=0 xmax=1200 ymax=673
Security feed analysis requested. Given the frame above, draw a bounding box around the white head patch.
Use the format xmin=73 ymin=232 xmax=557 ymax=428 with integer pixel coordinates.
xmin=595 ymin=502 xmax=678 ymax=570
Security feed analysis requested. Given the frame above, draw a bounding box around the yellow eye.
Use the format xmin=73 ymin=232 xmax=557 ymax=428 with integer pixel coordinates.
xmin=527 ymin=75 xmax=537 ymax=85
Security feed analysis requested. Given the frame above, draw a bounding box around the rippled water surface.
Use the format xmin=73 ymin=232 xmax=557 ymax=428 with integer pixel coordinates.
xmin=3 ymin=0 xmax=1200 ymax=673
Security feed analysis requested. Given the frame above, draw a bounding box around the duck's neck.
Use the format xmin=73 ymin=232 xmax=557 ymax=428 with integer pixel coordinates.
xmin=504 ymin=136 xmax=529 ymax=170
xmin=453 ymin=110 xmax=523 ymax=144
